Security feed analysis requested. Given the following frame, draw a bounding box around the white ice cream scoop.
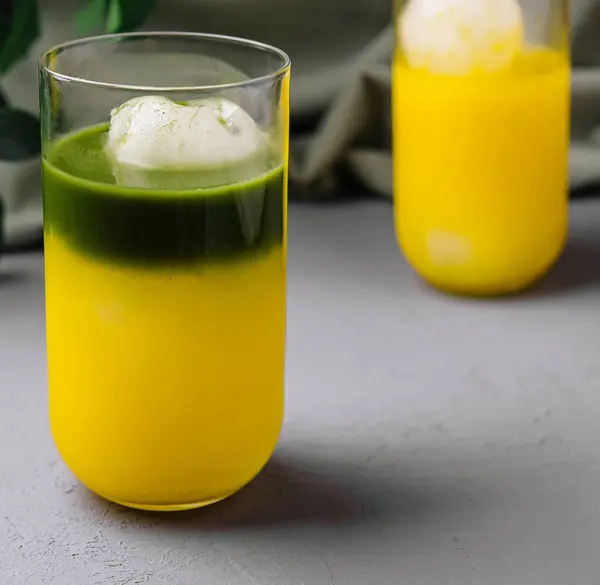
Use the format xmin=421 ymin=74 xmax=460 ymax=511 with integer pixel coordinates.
xmin=398 ymin=0 xmax=525 ymax=75
xmin=107 ymin=95 xmax=266 ymax=170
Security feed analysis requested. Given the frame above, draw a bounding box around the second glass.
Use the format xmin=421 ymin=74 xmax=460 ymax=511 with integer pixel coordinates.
xmin=392 ymin=0 xmax=570 ymax=296
xmin=40 ymin=33 xmax=290 ymax=510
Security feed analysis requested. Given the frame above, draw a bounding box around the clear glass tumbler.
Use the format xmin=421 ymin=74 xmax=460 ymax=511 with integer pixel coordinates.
xmin=40 ymin=33 xmax=290 ymax=511
xmin=392 ymin=0 xmax=570 ymax=296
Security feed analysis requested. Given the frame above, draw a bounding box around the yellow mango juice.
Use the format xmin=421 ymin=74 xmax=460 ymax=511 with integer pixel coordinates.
xmin=393 ymin=49 xmax=570 ymax=295
xmin=43 ymin=125 xmax=286 ymax=510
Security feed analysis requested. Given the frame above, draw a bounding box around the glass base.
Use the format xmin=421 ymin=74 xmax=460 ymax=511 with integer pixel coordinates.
xmin=113 ymin=492 xmax=235 ymax=512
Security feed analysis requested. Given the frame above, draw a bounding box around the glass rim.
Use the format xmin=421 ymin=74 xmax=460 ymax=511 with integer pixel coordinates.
xmin=40 ymin=31 xmax=291 ymax=92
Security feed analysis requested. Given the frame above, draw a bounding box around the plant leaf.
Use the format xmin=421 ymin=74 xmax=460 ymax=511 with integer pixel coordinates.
xmin=73 ymin=0 xmax=155 ymax=36
xmin=0 ymin=109 xmax=41 ymax=161
xmin=105 ymin=0 xmax=157 ymax=33
xmin=105 ymin=0 xmax=123 ymax=33
xmin=74 ymin=0 xmax=109 ymax=35
xmin=0 ymin=0 xmax=41 ymax=75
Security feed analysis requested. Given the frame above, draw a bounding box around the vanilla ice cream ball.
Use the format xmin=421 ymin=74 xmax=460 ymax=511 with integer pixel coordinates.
xmin=399 ymin=0 xmax=525 ymax=75
xmin=107 ymin=95 xmax=266 ymax=171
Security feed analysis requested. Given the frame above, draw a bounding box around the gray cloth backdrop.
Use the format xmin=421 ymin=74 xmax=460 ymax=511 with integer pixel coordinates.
xmin=2 ymin=0 xmax=600 ymax=245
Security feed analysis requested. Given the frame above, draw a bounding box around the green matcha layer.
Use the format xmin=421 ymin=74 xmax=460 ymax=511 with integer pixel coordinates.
xmin=42 ymin=124 xmax=285 ymax=267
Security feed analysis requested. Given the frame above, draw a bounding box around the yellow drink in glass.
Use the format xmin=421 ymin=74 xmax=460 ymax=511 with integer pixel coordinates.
xmin=40 ymin=33 xmax=290 ymax=511
xmin=393 ymin=0 xmax=570 ymax=296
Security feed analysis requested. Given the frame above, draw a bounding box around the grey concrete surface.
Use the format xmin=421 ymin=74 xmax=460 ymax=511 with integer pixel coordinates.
xmin=2 ymin=199 xmax=600 ymax=584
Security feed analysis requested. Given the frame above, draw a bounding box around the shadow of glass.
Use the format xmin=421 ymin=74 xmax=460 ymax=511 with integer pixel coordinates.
xmin=195 ymin=456 xmax=369 ymax=528
xmin=530 ymin=233 xmax=600 ymax=297
xmin=78 ymin=444 xmax=486 ymax=536
xmin=0 ymin=270 xmax=31 ymax=287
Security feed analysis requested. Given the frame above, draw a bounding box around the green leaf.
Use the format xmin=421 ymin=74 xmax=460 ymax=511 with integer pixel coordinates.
xmin=0 ymin=0 xmax=41 ymax=75
xmin=73 ymin=0 xmax=155 ymax=36
xmin=74 ymin=0 xmax=109 ymax=35
xmin=0 ymin=109 xmax=41 ymax=161
xmin=105 ymin=0 xmax=123 ymax=33
xmin=105 ymin=0 xmax=157 ymax=33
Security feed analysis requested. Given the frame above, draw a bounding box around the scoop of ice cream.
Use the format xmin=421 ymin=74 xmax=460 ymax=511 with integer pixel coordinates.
xmin=399 ymin=0 xmax=525 ymax=75
xmin=107 ymin=95 xmax=266 ymax=171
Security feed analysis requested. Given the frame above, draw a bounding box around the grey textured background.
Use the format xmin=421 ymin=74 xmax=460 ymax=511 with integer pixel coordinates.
xmin=2 ymin=200 xmax=600 ymax=584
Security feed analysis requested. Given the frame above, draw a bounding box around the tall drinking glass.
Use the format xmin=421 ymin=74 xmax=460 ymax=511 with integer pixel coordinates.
xmin=40 ymin=33 xmax=290 ymax=511
xmin=393 ymin=0 xmax=570 ymax=296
